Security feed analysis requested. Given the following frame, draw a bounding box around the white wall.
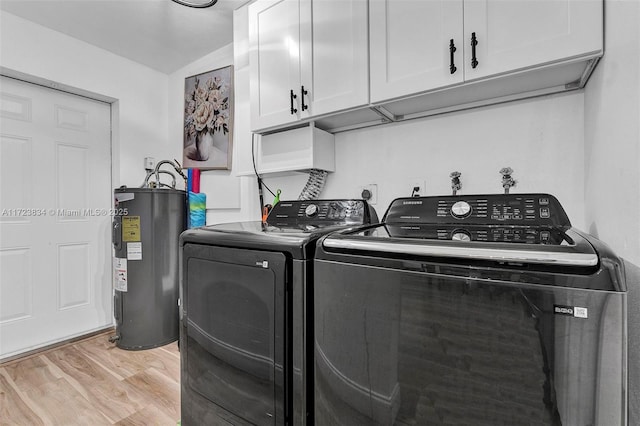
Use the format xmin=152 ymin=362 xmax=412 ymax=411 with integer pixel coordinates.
xmin=167 ymin=33 xmax=260 ymax=225
xmin=583 ymin=3 xmax=640 ymax=420
xmin=261 ymin=93 xmax=586 ymax=229
xmin=333 ymin=93 xmax=586 ymax=225
xmin=165 ymin=5 xmax=268 ymax=225
xmin=256 ymin=96 xmax=588 ymax=232
xmin=0 ymin=11 xmax=170 ymax=188
xmin=584 ymin=0 xmax=640 ymax=265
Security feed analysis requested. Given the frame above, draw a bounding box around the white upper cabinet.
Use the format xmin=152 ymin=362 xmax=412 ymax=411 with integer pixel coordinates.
xmin=247 ymin=0 xmax=603 ymax=133
xmin=370 ymin=0 xmax=602 ymax=105
xmin=249 ymin=0 xmax=301 ymax=130
xmin=249 ymin=0 xmax=369 ymax=132
xmin=370 ymin=0 xmax=464 ymax=104
xmin=464 ymin=0 xmax=603 ymax=81
xmin=300 ymin=0 xmax=369 ymax=117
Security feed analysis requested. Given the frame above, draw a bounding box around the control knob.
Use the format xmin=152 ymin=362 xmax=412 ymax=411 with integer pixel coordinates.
xmin=305 ymin=204 xmax=318 ymax=217
xmin=451 ymin=201 xmax=472 ymax=219
xmin=451 ymin=230 xmax=472 ymax=242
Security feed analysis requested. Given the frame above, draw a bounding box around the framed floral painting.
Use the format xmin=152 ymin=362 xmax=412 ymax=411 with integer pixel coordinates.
xmin=183 ymin=65 xmax=233 ymax=170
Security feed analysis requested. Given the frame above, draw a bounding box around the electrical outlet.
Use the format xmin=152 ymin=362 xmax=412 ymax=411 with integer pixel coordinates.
xmin=409 ymin=180 xmax=426 ymax=197
xmin=144 ymin=157 xmax=155 ymax=171
xmin=358 ymin=184 xmax=378 ymax=205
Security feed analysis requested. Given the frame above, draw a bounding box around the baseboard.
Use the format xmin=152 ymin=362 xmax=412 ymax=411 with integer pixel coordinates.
xmin=0 ymin=326 xmax=115 ymax=366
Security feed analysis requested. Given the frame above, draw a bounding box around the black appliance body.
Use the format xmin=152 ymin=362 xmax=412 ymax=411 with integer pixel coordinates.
xmin=314 ymin=194 xmax=627 ymax=426
xmin=180 ymin=200 xmax=377 ymax=425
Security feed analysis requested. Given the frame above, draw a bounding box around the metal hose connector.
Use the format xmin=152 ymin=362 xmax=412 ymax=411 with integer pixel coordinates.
xmin=450 ymin=171 xmax=462 ymax=195
xmin=500 ymin=167 xmax=516 ymax=194
xmin=141 ymin=159 xmax=187 ymax=188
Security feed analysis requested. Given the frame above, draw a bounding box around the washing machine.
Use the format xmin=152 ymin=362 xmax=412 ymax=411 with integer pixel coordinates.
xmin=179 ymin=199 xmax=377 ymax=425
xmin=314 ymin=193 xmax=628 ymax=426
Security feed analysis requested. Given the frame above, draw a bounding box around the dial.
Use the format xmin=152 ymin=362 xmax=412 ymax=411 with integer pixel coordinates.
xmin=305 ymin=204 xmax=318 ymax=217
xmin=451 ymin=231 xmax=472 ymax=242
xmin=451 ymin=201 xmax=472 ymax=219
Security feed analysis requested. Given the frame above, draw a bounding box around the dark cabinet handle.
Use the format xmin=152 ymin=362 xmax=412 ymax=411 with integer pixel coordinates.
xmin=290 ymin=89 xmax=297 ymax=115
xmin=300 ymin=86 xmax=308 ymax=111
xmin=471 ymin=32 xmax=478 ymax=69
xmin=449 ymin=39 xmax=457 ymax=74
xmin=112 ymin=217 xmax=121 ymax=250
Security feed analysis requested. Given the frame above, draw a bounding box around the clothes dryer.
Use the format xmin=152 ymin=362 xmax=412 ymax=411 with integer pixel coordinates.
xmin=180 ymin=199 xmax=377 ymax=425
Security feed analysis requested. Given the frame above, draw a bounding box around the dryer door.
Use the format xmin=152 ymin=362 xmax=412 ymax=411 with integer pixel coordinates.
xmin=181 ymin=244 xmax=288 ymax=425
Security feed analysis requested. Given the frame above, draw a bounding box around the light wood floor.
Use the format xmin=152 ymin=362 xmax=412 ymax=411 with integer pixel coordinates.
xmin=0 ymin=332 xmax=180 ymax=425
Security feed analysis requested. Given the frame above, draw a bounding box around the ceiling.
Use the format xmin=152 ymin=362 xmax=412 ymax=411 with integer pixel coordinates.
xmin=0 ymin=0 xmax=249 ymax=74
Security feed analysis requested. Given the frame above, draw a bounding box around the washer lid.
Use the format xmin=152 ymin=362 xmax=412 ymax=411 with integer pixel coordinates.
xmin=323 ymin=226 xmax=598 ymax=267
xmin=318 ymin=225 xmax=631 ymax=291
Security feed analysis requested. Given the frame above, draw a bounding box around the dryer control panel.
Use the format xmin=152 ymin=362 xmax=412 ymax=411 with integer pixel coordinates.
xmin=385 ymin=193 xmax=571 ymax=228
xmin=267 ymin=199 xmax=375 ymax=227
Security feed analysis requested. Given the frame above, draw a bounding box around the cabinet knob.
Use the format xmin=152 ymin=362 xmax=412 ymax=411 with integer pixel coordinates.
xmin=290 ymin=89 xmax=298 ymax=115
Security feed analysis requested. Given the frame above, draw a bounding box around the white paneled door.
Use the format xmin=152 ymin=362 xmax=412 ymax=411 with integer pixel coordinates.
xmin=0 ymin=76 xmax=112 ymax=360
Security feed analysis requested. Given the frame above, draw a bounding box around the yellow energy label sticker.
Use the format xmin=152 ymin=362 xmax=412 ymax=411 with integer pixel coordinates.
xmin=122 ymin=216 xmax=141 ymax=242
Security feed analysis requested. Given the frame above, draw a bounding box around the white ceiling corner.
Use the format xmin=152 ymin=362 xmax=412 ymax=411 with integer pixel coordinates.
xmin=0 ymin=0 xmax=249 ymax=74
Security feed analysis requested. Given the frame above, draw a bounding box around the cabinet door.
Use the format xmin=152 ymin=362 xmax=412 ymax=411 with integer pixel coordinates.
xmin=464 ymin=0 xmax=603 ymax=81
xmin=300 ymin=0 xmax=369 ymax=117
xmin=369 ymin=0 xmax=463 ymax=104
xmin=249 ymin=0 xmax=301 ymax=131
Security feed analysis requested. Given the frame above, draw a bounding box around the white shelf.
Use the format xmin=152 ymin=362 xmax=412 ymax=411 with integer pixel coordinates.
xmin=256 ymin=124 xmax=335 ymax=175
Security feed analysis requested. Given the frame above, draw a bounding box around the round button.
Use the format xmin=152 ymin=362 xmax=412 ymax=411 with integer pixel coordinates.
xmin=451 ymin=201 xmax=472 ymax=219
xmin=451 ymin=231 xmax=472 ymax=242
xmin=305 ymin=204 xmax=318 ymax=217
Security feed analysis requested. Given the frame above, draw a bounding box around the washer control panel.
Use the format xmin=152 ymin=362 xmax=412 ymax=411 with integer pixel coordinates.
xmin=385 ymin=224 xmax=568 ymax=245
xmin=385 ymin=193 xmax=570 ymax=228
xmin=267 ymin=199 xmax=373 ymax=227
